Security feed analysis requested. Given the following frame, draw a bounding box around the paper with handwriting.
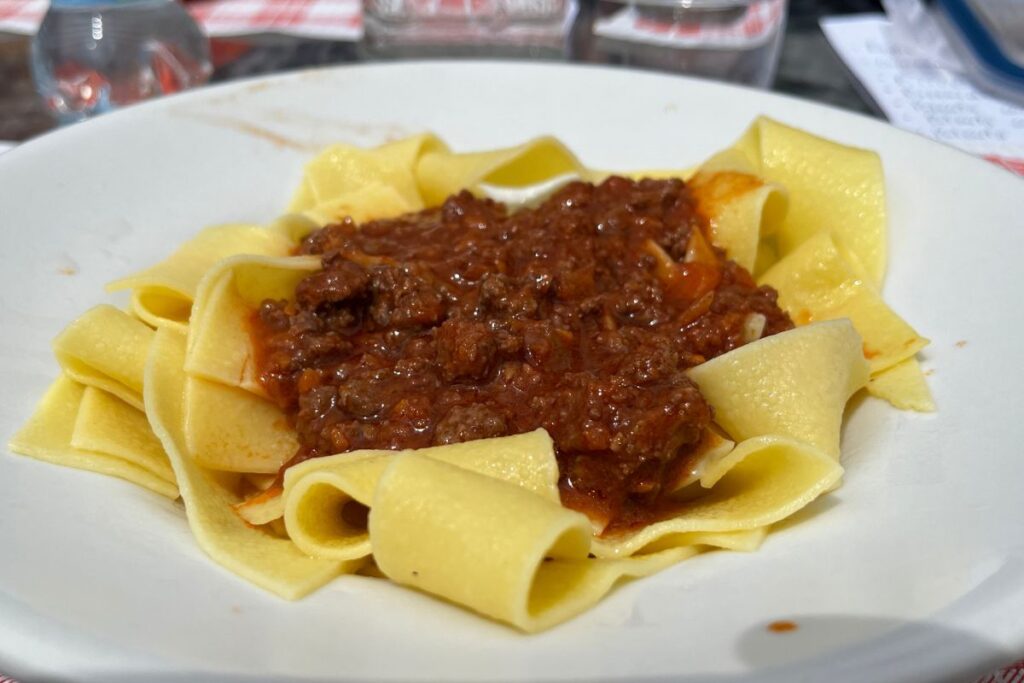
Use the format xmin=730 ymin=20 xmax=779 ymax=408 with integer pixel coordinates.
xmin=822 ymin=14 xmax=1024 ymax=175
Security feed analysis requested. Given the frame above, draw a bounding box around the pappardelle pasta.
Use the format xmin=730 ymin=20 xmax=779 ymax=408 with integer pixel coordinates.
xmin=10 ymin=117 xmax=931 ymax=632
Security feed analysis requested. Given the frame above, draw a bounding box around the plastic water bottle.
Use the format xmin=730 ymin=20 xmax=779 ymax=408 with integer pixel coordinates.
xmin=31 ymin=0 xmax=212 ymax=124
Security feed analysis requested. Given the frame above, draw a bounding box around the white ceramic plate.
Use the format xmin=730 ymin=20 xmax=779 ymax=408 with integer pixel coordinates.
xmin=2 ymin=62 xmax=1022 ymax=683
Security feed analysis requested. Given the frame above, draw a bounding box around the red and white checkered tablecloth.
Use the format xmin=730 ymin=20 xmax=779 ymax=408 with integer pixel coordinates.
xmin=0 ymin=0 xmax=363 ymax=39
xmin=188 ymin=0 xmax=361 ymax=39
xmin=976 ymin=660 xmax=1024 ymax=683
xmin=984 ymin=155 xmax=1024 ymax=176
xmin=0 ymin=0 xmax=43 ymax=34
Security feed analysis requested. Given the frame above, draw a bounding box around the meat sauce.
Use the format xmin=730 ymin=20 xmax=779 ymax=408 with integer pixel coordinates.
xmin=251 ymin=177 xmax=792 ymax=533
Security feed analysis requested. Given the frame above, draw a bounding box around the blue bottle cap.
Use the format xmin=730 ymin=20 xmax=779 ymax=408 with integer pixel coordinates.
xmin=931 ymin=0 xmax=1024 ymax=105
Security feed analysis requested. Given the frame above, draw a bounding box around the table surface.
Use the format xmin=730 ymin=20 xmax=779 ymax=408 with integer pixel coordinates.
xmin=0 ymin=0 xmax=884 ymax=142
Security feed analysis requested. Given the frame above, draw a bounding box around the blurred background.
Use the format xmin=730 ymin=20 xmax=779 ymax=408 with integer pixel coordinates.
xmin=0 ymin=0 xmax=898 ymax=137
xmin=0 ymin=0 xmax=1021 ymax=173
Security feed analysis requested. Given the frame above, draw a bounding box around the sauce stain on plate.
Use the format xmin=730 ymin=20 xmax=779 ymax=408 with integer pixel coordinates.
xmin=175 ymin=112 xmax=317 ymax=151
xmin=767 ymin=620 xmax=799 ymax=633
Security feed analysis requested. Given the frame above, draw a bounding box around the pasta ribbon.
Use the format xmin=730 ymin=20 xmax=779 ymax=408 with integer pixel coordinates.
xmin=281 ymin=427 xmax=840 ymax=631
xmin=689 ymin=153 xmax=788 ymax=274
xmin=866 ymin=357 xmax=936 ymax=412
xmin=758 ymin=232 xmax=928 ymax=375
xmin=290 ymin=134 xmax=448 ymax=215
xmin=234 ymin=486 xmax=287 ymax=525
xmin=145 ymin=328 xmax=355 ymax=599
xmin=185 ymin=254 xmax=322 ymax=392
xmin=688 ymin=319 xmax=870 ymax=459
xmin=10 ymin=375 xmax=178 ymax=499
xmin=727 ymin=116 xmax=888 ymax=285
xmin=298 ymin=185 xmax=416 ymax=231
xmin=72 ymin=386 xmax=175 ymax=484
xmin=370 ymin=454 xmax=694 ymax=633
xmin=108 ymin=224 xmax=292 ymax=330
xmin=417 ymin=136 xmax=588 ymax=206
xmin=292 ymin=134 xmax=595 ymax=222
xmin=281 ymin=430 xmax=558 ymax=561
xmin=592 ymin=436 xmax=842 ymax=558
xmin=52 ymin=304 xmax=154 ymax=411
xmin=182 ymin=255 xmax=321 ymax=472
xmin=185 ymin=377 xmax=298 ymax=473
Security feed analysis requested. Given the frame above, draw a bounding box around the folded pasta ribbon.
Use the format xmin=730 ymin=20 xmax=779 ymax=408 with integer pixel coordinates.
xmin=726 ymin=116 xmax=888 ymax=285
xmin=592 ymin=436 xmax=843 ymax=559
xmin=52 ymin=304 xmax=153 ymax=411
xmin=145 ymin=328 xmax=354 ymax=599
xmin=689 ymin=150 xmax=788 ymax=275
xmin=280 ymin=426 xmax=842 ymax=630
xmin=186 ymin=254 xmax=322 ymax=392
xmin=289 ymin=134 xmax=448 ymax=217
xmin=288 ymin=133 xmax=596 ymax=232
xmin=370 ymin=453 xmax=694 ymax=633
xmin=758 ymin=232 xmax=928 ymax=376
xmin=370 ymin=436 xmax=842 ymax=633
xmin=416 ymin=136 xmax=590 ymax=206
xmin=281 ymin=429 xmax=558 ymax=561
xmin=183 ymin=255 xmax=321 ymax=473
xmin=12 ymin=305 xmax=178 ymax=497
xmin=107 ymin=224 xmax=292 ymax=331
xmin=688 ymin=319 xmax=870 ymax=459
xmin=701 ymin=118 xmax=932 ymax=410
xmin=9 ymin=375 xmax=178 ymax=499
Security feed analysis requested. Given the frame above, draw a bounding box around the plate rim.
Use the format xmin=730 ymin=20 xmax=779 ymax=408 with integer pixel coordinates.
xmin=2 ymin=59 xmax=1022 ymax=683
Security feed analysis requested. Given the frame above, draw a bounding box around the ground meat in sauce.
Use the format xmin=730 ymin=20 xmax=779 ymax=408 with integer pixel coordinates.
xmin=251 ymin=177 xmax=793 ymax=533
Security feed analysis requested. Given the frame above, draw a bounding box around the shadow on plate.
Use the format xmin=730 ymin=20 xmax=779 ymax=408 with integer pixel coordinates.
xmin=20 ymin=615 xmax=1013 ymax=683
xmin=734 ymin=613 xmax=1015 ymax=683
